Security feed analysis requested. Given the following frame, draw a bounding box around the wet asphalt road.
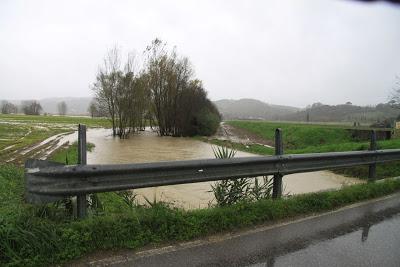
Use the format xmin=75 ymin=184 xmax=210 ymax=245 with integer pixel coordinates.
xmin=83 ymin=193 xmax=400 ymax=267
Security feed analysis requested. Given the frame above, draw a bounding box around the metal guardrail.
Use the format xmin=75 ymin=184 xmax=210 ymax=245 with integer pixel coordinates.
xmin=24 ymin=126 xmax=400 ymax=218
xmin=26 ymin=149 xmax=400 ymax=195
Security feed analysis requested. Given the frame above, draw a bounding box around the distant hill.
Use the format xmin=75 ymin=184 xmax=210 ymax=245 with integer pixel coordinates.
xmin=281 ymin=102 xmax=400 ymax=123
xmin=213 ymin=98 xmax=300 ymax=120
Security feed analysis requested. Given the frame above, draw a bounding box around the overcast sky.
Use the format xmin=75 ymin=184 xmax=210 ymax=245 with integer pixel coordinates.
xmin=1 ymin=0 xmax=400 ymax=107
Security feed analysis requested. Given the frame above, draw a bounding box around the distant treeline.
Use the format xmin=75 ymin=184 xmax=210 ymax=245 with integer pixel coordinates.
xmin=1 ymin=100 xmax=70 ymax=116
xmin=92 ymin=39 xmax=220 ymax=138
xmin=1 ymin=100 xmax=43 ymax=115
xmin=214 ymin=99 xmax=400 ymax=124
xmin=285 ymin=102 xmax=400 ymax=123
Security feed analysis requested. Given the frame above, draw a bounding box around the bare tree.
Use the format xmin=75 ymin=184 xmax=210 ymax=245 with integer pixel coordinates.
xmin=57 ymin=101 xmax=67 ymax=115
xmin=88 ymin=100 xmax=98 ymax=117
xmin=92 ymin=47 xmax=121 ymax=136
xmin=390 ymin=75 xmax=400 ymax=109
xmin=144 ymin=39 xmax=196 ymax=136
xmin=91 ymin=39 xmax=220 ymax=138
xmin=1 ymin=101 xmax=18 ymax=114
xmin=22 ymin=100 xmax=42 ymax=115
xmin=92 ymin=47 xmax=149 ymax=138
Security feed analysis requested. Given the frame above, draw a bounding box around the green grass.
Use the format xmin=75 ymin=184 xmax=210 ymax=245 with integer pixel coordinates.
xmin=2 ymin=162 xmax=400 ymax=266
xmin=222 ymin=120 xmax=400 ymax=179
xmin=49 ymin=142 xmax=95 ymax=165
xmin=228 ymin=120 xmax=362 ymax=149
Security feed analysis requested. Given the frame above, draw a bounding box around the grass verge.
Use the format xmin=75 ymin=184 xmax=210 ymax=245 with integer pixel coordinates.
xmin=212 ymin=121 xmax=400 ymax=179
xmin=49 ymin=142 xmax=95 ymax=165
xmin=2 ymin=162 xmax=400 ymax=266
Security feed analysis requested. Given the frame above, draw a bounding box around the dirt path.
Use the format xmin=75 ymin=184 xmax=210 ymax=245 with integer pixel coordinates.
xmin=4 ymin=130 xmax=75 ymax=165
xmin=212 ymin=122 xmax=274 ymax=148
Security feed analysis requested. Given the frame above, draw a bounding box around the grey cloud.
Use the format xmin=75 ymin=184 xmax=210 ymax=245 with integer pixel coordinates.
xmin=0 ymin=0 xmax=399 ymax=107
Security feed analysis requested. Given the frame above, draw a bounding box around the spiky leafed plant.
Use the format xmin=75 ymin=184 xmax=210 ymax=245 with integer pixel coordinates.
xmin=211 ymin=146 xmax=250 ymax=206
xmin=250 ymin=176 xmax=274 ymax=201
xmin=210 ymin=146 xmax=274 ymax=206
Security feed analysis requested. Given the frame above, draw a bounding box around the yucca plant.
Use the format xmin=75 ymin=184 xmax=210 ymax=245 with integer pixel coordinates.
xmin=250 ymin=176 xmax=273 ymax=201
xmin=210 ymin=146 xmax=250 ymax=206
xmin=210 ymin=146 xmax=274 ymax=206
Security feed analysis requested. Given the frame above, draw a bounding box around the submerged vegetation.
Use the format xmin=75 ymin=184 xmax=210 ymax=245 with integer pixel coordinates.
xmin=92 ymin=39 xmax=221 ymax=138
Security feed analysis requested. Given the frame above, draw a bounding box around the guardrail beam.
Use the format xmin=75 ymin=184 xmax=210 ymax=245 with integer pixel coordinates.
xmin=25 ymin=149 xmax=400 ymax=201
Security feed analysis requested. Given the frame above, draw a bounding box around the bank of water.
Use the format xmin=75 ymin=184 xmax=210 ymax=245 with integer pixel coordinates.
xmin=56 ymin=128 xmax=363 ymax=209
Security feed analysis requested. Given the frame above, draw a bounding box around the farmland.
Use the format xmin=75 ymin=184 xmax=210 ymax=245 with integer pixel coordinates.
xmin=0 ymin=114 xmax=109 ymax=165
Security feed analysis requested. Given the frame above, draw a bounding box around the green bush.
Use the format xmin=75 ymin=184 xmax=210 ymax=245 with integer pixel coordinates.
xmin=196 ymin=108 xmax=221 ymax=136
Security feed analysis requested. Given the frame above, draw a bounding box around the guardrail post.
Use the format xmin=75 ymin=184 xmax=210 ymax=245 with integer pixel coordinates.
xmin=272 ymin=128 xmax=283 ymax=199
xmin=368 ymin=130 xmax=377 ymax=182
xmin=77 ymin=124 xmax=87 ymax=218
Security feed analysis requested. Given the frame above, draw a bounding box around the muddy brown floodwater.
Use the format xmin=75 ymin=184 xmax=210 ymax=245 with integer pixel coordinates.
xmin=58 ymin=128 xmax=363 ymax=209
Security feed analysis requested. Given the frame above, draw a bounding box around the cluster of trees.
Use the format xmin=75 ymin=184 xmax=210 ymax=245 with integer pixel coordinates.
xmin=92 ymin=39 xmax=221 ymax=138
xmin=0 ymin=101 xmax=18 ymax=114
xmin=1 ymin=100 xmax=43 ymax=115
xmin=0 ymin=100 xmax=69 ymax=116
xmin=21 ymin=100 xmax=42 ymax=115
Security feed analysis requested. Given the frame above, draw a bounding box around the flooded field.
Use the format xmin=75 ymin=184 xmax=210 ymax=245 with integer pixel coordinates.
xmin=60 ymin=128 xmax=362 ymax=209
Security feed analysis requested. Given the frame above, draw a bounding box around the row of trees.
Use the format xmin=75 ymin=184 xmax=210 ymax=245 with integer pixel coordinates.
xmin=0 ymin=100 xmax=68 ymax=115
xmin=1 ymin=101 xmax=18 ymax=114
xmin=92 ymin=39 xmax=221 ymax=138
xmin=0 ymin=100 xmax=43 ymax=115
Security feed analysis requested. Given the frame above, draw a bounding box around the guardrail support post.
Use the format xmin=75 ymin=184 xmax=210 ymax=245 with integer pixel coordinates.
xmin=272 ymin=128 xmax=283 ymax=199
xmin=368 ymin=130 xmax=377 ymax=182
xmin=77 ymin=124 xmax=87 ymax=218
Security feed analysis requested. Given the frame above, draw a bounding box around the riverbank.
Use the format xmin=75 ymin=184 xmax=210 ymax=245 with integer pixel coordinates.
xmin=49 ymin=128 xmax=363 ymax=209
xmin=204 ymin=120 xmax=400 ymax=179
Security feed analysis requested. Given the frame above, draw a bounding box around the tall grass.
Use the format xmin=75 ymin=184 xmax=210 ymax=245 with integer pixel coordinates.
xmin=228 ymin=120 xmax=353 ymax=149
xmin=221 ymin=121 xmax=400 ymax=179
xmin=2 ymin=163 xmax=400 ymax=266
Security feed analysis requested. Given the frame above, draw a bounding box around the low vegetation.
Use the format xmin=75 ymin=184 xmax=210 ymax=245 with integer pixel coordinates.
xmin=49 ymin=142 xmax=95 ymax=165
xmin=0 ymin=113 xmax=111 ymax=128
xmin=228 ymin=120 xmax=386 ymax=150
xmin=208 ymin=120 xmax=400 ymax=179
xmin=1 ymin=114 xmax=400 ymax=266
xmin=211 ymin=146 xmax=273 ymax=206
xmin=0 ymin=114 xmax=110 ymax=164
xmin=1 ymin=161 xmax=400 ymax=266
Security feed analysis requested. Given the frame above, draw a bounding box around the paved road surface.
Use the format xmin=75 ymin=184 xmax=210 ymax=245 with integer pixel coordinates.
xmin=75 ymin=193 xmax=400 ymax=267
